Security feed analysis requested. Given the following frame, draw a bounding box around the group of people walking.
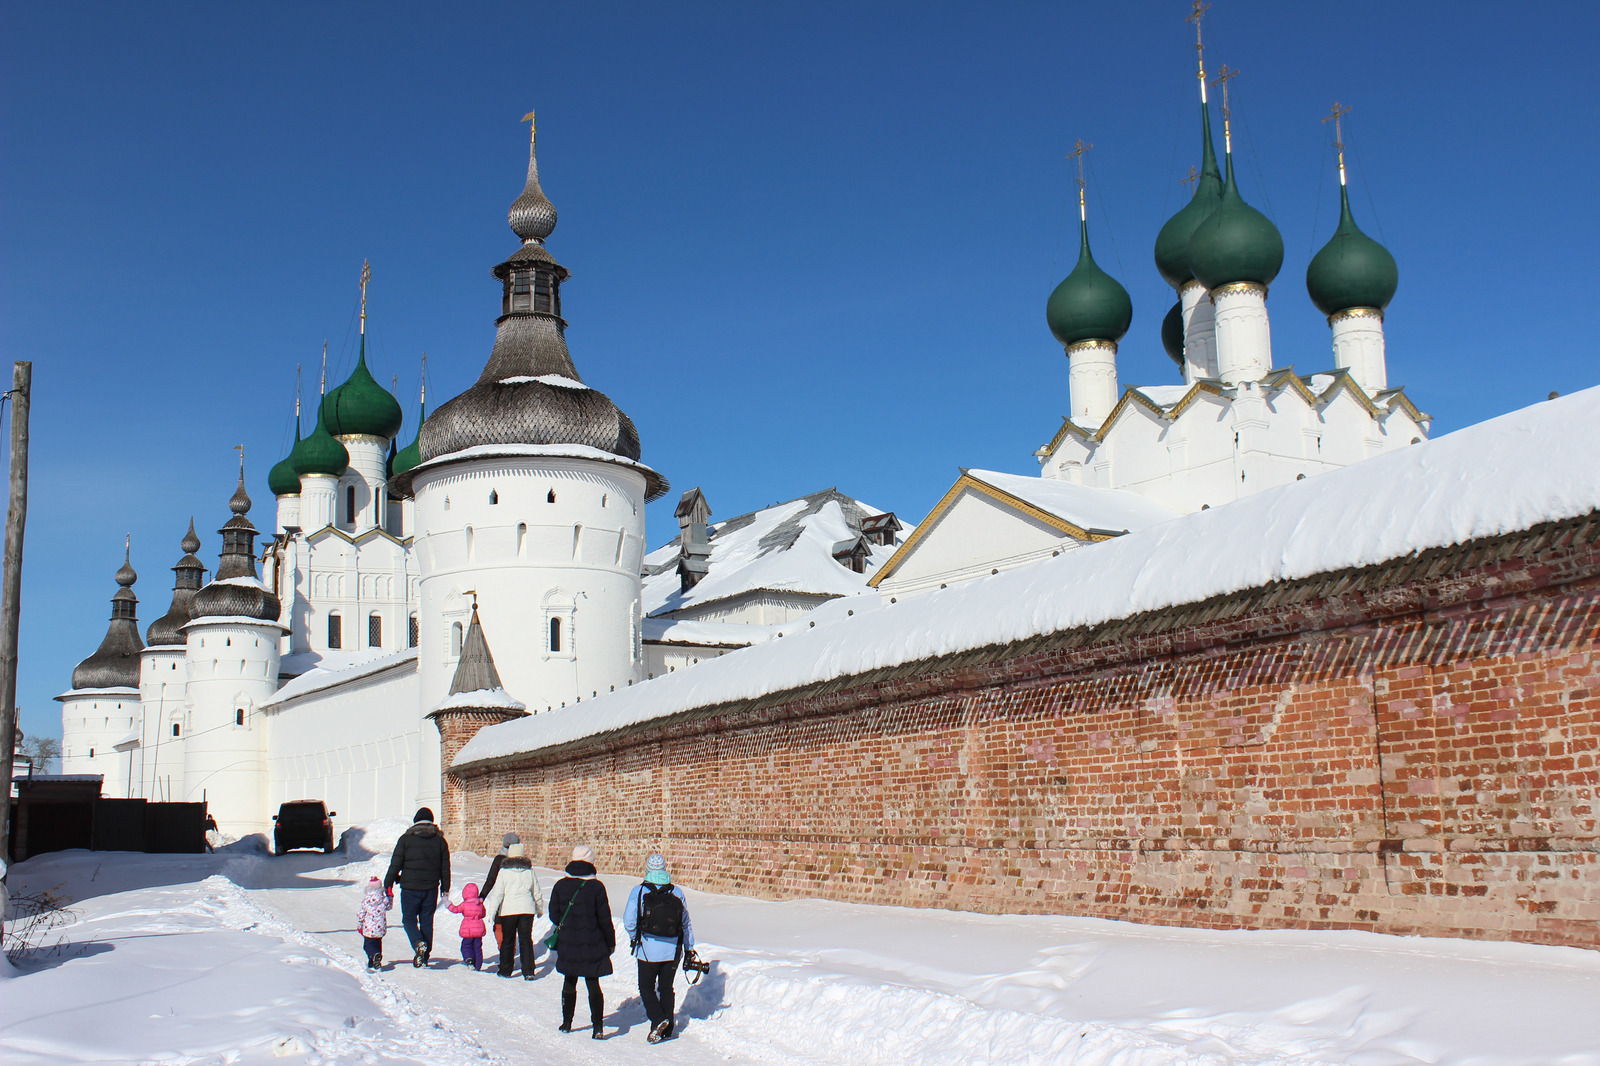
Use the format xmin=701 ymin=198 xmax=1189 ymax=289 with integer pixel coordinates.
xmin=362 ymin=808 xmax=697 ymax=1044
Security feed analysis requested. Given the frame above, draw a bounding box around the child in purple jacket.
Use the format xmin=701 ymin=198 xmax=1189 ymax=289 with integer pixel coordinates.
xmin=356 ymin=876 xmax=392 ymax=970
xmin=449 ymin=882 xmax=488 ymax=970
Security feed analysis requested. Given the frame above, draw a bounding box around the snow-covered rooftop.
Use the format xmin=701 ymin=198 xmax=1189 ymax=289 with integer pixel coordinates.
xmin=643 ymin=488 xmax=912 ymax=616
xmin=642 ymin=616 xmax=778 ymax=648
xmin=264 ymin=649 xmax=417 ymax=708
xmin=964 ymin=469 xmax=1181 ymax=535
xmin=458 ymin=387 xmax=1600 ymax=767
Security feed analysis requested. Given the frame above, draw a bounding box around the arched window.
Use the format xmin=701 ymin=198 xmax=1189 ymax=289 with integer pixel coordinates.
xmin=465 ymin=525 xmax=475 ymax=562
xmin=328 ymin=613 xmax=343 ymax=649
xmin=547 ymin=489 xmax=556 ymax=504
xmin=368 ymin=614 xmax=382 ymax=648
xmin=450 ymin=622 xmax=463 ymax=657
xmin=345 ymin=485 xmax=357 ymax=525
xmin=516 ymin=523 xmax=527 ymax=558
xmin=408 ymin=615 xmax=419 ymax=648
xmin=549 ymin=616 xmax=562 ymax=653
xmin=172 ymin=722 xmax=180 ymax=737
xmin=235 ymin=708 xmax=245 ymax=726
xmin=489 ymin=490 xmax=499 ymax=505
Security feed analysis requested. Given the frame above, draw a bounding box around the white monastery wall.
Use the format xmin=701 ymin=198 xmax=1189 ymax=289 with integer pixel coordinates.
xmin=264 ymin=660 xmax=420 ymax=833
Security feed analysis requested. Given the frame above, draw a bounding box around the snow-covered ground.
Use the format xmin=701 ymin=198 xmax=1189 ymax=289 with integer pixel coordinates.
xmin=4 ymin=826 xmax=1599 ymax=1066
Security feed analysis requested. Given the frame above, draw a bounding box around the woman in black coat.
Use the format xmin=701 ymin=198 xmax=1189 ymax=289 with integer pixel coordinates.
xmin=547 ymin=844 xmax=615 ymax=1038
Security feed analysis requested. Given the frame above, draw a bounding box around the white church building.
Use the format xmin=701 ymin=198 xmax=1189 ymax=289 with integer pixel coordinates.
xmin=60 ymin=40 xmax=1427 ymax=839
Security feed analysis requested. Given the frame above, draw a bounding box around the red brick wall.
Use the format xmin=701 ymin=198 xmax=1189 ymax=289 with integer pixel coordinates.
xmin=450 ymin=536 xmax=1600 ymax=949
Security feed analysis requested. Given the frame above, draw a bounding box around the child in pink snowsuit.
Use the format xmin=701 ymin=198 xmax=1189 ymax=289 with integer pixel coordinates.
xmin=357 ymin=876 xmax=391 ymax=970
xmin=449 ymin=882 xmax=488 ymax=969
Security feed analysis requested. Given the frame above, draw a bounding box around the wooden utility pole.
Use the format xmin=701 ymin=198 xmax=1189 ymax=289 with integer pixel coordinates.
xmin=0 ymin=361 xmax=32 ymax=868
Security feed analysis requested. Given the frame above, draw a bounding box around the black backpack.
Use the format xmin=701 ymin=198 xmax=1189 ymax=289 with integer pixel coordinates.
xmin=637 ymin=883 xmax=684 ymax=939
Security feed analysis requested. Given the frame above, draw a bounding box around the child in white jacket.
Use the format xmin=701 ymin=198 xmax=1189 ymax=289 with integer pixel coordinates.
xmin=356 ymin=876 xmax=392 ymax=970
xmin=482 ymin=843 xmax=545 ymax=979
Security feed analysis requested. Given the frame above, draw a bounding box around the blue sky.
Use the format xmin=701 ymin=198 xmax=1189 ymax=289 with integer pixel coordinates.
xmin=4 ymin=2 xmax=1596 ymax=745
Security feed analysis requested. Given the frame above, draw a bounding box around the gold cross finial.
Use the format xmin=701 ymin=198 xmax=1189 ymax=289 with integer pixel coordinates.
xmin=295 ymin=364 xmax=301 ymax=420
xmin=1065 ymin=139 xmax=1093 ymax=221
xmin=359 ymin=259 xmax=372 ymax=335
xmin=1187 ymin=1 xmax=1211 ymax=88
xmin=320 ymin=341 xmax=328 ymax=396
xmin=234 ymin=443 xmax=245 ymax=475
xmin=1323 ymin=101 xmax=1353 ymax=186
xmin=420 ymin=352 xmax=427 ymax=405
xmin=523 ymin=110 xmax=536 ymax=148
xmin=1209 ymin=64 xmax=1239 ymax=152
xmin=1180 ymin=165 xmax=1200 ymax=189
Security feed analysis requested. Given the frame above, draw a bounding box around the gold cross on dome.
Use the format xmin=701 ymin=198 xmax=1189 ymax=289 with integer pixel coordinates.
xmin=359 ymin=259 xmax=372 ymax=335
xmin=523 ymin=110 xmax=536 ymax=148
xmin=1187 ymin=1 xmax=1210 ymax=79
xmin=1323 ymin=101 xmax=1353 ymax=184
xmin=1180 ymin=165 xmax=1199 ymax=189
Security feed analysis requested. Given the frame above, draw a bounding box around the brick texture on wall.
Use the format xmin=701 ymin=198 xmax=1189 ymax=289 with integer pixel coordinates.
xmin=445 ymin=521 xmax=1600 ymax=950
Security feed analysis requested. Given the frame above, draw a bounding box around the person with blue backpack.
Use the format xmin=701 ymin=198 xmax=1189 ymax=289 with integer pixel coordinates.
xmin=623 ymin=853 xmax=695 ymax=1044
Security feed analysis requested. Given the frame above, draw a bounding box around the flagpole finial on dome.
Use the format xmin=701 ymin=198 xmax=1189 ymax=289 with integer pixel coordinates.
xmin=510 ymin=110 xmax=557 ymax=243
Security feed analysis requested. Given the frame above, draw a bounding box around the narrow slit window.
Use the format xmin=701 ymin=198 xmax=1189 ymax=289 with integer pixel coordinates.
xmin=547 ymin=489 xmax=556 ymax=503
xmin=235 ymin=708 xmax=245 ymax=726
xmin=489 ymin=490 xmax=499 ymax=505
xmin=549 ymin=616 xmax=562 ymax=653
xmin=345 ymin=485 xmax=357 ymax=525
xmin=172 ymin=723 xmax=181 ymax=737
xmin=451 ymin=621 xmax=463 ymax=657
xmin=368 ymin=614 xmax=382 ymax=648
xmin=408 ymin=615 xmax=419 ymax=648
xmin=328 ymin=613 xmax=342 ymax=649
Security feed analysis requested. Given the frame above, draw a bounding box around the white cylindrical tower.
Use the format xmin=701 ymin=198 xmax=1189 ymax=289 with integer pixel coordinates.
xmin=1330 ymin=308 xmax=1387 ymax=394
xmin=1179 ymin=280 xmax=1217 ymax=381
xmin=392 ymin=118 xmax=668 ymax=814
xmin=299 ymin=473 xmax=338 ymax=531
xmin=138 ymin=520 xmax=206 ymax=801
xmin=58 ymin=548 xmax=144 ymax=793
xmin=1211 ymin=281 xmax=1273 ymax=384
xmin=339 ymin=436 xmax=389 ymax=532
xmin=181 ymin=472 xmax=285 ymax=838
xmin=1066 ymin=340 xmax=1119 ymax=427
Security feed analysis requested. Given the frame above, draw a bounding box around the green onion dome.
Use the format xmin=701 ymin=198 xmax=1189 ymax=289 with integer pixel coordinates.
xmin=1188 ymin=154 xmax=1284 ymax=291
xmin=1046 ymin=220 xmax=1132 ymax=348
xmin=1161 ymin=301 xmax=1185 ymax=367
xmin=321 ymin=338 xmax=404 ymax=440
xmin=1154 ymin=102 xmax=1225 ymax=289
xmin=268 ymin=420 xmax=303 ymax=496
xmin=291 ymin=405 xmax=349 ymax=477
xmin=1306 ymin=184 xmax=1398 ymax=316
xmin=391 ymin=402 xmax=424 ymax=478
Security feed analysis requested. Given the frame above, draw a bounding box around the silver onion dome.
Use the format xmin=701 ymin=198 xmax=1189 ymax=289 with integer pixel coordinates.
xmin=71 ymin=546 xmax=144 ymax=690
xmin=147 ymin=518 xmax=207 ymax=646
xmin=396 ymin=117 xmax=667 ymax=501
xmin=190 ymin=470 xmax=282 ymax=622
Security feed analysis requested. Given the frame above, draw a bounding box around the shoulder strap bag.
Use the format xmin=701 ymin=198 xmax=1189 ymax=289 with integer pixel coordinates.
xmin=543 ymin=881 xmax=588 ymax=951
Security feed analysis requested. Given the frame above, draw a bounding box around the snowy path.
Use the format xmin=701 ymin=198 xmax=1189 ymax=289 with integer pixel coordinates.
xmin=4 ymin=829 xmax=1599 ymax=1066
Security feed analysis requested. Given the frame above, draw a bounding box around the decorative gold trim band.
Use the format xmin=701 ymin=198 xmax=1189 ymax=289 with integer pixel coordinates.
xmin=1328 ymin=306 xmax=1384 ymax=325
xmin=1065 ymin=338 xmax=1118 ymax=356
xmin=336 ymin=433 xmax=390 ymax=446
xmin=1178 ymin=278 xmax=1207 ymax=296
xmin=299 ymin=472 xmax=339 ymax=481
xmin=1209 ymin=281 xmax=1268 ymax=301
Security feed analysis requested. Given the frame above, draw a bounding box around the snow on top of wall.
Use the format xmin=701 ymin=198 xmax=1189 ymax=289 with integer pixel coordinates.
xmin=263 ymin=648 xmax=417 ymax=709
xmin=966 ymin=469 xmax=1181 ymax=534
xmin=458 ymin=387 xmax=1600 ymax=767
xmin=642 ymin=615 xmax=778 ymax=648
xmin=643 ymin=492 xmax=910 ymax=617
xmin=55 ymin=687 xmax=139 ymax=699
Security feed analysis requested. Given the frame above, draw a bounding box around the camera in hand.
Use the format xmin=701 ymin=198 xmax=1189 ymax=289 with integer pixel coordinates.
xmin=682 ymin=949 xmax=710 ymax=976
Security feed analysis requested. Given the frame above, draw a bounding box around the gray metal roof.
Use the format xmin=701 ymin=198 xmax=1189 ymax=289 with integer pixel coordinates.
xmin=190 ymin=473 xmax=281 ymax=622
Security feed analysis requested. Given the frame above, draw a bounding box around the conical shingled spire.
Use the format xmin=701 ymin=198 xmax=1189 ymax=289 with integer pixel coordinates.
xmin=429 ymin=607 xmax=528 ymax=715
xmin=189 ymin=463 xmax=282 ymax=622
xmin=71 ymin=547 xmax=144 ymax=690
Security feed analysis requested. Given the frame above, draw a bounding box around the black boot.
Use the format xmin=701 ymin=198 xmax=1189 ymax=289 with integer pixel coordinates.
xmin=559 ymin=986 xmax=576 ymax=1032
xmin=589 ymin=988 xmax=605 ymax=1039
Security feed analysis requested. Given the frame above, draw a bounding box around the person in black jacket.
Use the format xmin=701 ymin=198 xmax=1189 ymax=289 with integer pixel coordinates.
xmin=548 ymin=844 xmax=615 ymax=1039
xmin=383 ymin=808 xmax=451 ymax=968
